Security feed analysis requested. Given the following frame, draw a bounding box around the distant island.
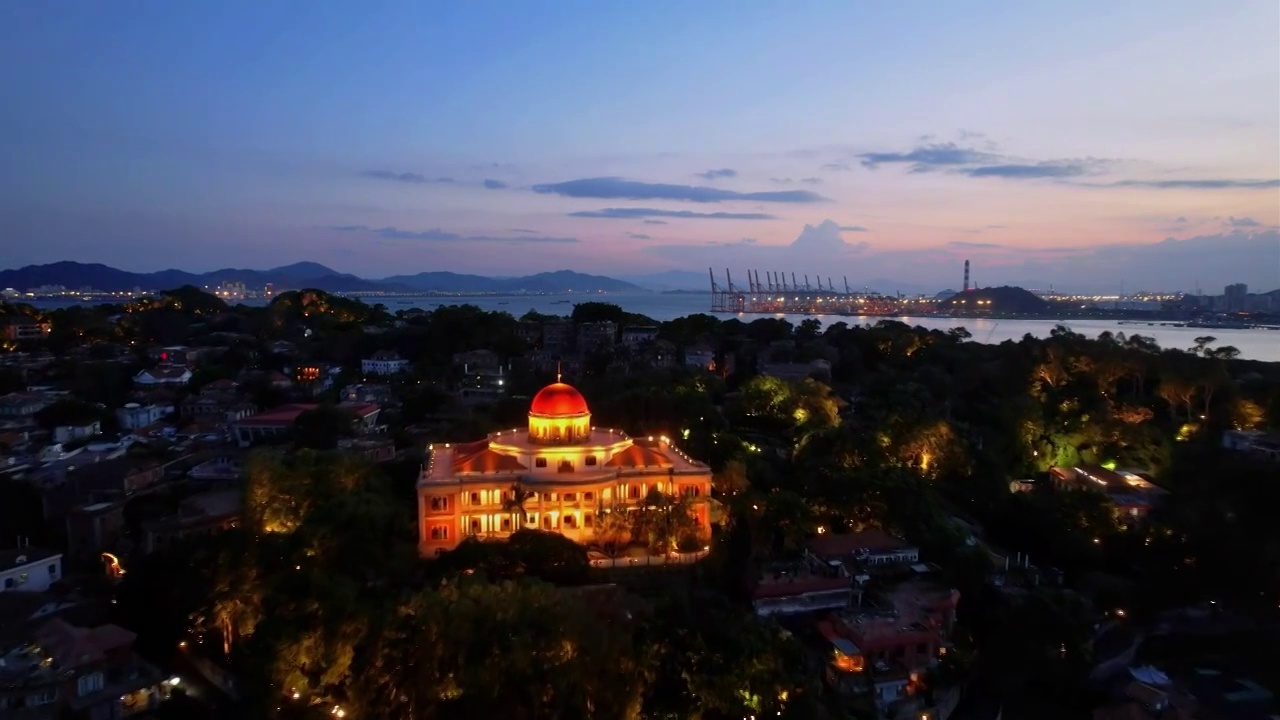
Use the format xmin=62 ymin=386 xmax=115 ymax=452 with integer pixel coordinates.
xmin=0 ymin=262 xmax=646 ymax=295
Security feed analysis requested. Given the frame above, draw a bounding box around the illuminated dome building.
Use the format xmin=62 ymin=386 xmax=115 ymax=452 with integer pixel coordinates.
xmin=418 ymin=378 xmax=712 ymax=555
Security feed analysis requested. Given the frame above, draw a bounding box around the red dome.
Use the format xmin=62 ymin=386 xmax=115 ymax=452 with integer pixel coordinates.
xmin=529 ymin=382 xmax=589 ymax=416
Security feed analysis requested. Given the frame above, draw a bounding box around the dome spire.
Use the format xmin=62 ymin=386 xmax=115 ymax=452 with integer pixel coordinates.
xmin=556 ymin=360 xmax=562 ymax=383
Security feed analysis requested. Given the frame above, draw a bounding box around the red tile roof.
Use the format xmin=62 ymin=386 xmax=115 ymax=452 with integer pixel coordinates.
xmin=453 ymin=448 xmax=528 ymax=473
xmin=809 ymin=528 xmax=914 ymax=557
xmin=37 ymin=618 xmax=135 ymax=669
xmin=237 ymin=402 xmax=378 ymax=427
xmin=604 ymin=444 xmax=672 ymax=468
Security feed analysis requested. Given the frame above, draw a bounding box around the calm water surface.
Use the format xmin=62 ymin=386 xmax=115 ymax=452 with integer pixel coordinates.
xmin=25 ymin=292 xmax=1280 ymax=362
xmin=386 ymin=292 xmax=1280 ymax=363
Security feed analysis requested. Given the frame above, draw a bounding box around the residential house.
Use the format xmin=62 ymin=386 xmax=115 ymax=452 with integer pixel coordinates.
xmin=0 ymin=391 xmax=55 ymax=418
xmin=0 ymin=548 xmax=62 ymax=593
xmin=752 ymin=553 xmax=853 ymax=617
xmin=685 ymin=345 xmax=716 ymax=371
xmin=147 ymin=345 xmax=202 ymax=365
xmin=621 ymin=326 xmax=659 ymax=347
xmin=54 ymin=422 xmax=101 ymax=444
xmin=454 ymin=350 xmax=511 ymax=403
xmin=541 ymin=320 xmax=573 ymax=353
xmin=187 ymin=454 xmax=245 ymax=484
xmin=576 ymin=321 xmax=617 ymax=353
xmin=292 ymin=364 xmax=339 ymax=395
xmin=115 ymin=403 xmax=172 ymax=431
xmin=761 ymin=358 xmax=833 ymax=383
xmin=340 ymin=383 xmax=395 ymax=406
xmin=133 ymin=365 xmax=192 ymax=386
xmin=1050 ymin=466 xmax=1170 ymax=522
xmin=65 ymin=502 xmax=127 ymax=558
xmin=38 ymin=457 xmax=164 ymax=525
xmin=0 ymin=618 xmax=167 ymax=718
xmin=142 ymin=489 xmax=241 ymax=554
xmin=0 ymin=317 xmax=51 ymax=341
xmin=338 ymin=437 xmax=397 ymax=463
xmin=516 ymin=321 xmax=542 ymax=347
xmin=1222 ymin=428 xmax=1280 ymax=462
xmin=362 ymin=350 xmax=410 ymax=376
xmin=810 ymin=529 xmax=922 ymax=568
xmin=232 ymin=402 xmax=381 ymax=447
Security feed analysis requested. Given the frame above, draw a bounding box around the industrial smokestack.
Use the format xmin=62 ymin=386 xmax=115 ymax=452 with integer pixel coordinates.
xmin=963 ymin=260 xmax=971 ymax=292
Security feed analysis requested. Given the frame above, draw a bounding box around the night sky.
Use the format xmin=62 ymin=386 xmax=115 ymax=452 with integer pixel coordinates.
xmin=2 ymin=1 xmax=1278 ymax=291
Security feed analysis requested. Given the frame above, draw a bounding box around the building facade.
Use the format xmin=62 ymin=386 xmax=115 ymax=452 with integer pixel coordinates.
xmin=361 ymin=351 xmax=409 ymax=376
xmin=0 ymin=548 xmax=63 ymax=593
xmin=418 ymin=380 xmax=713 ymax=555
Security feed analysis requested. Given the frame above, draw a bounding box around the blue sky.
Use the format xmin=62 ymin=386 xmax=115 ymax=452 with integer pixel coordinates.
xmin=1 ymin=1 xmax=1277 ymax=291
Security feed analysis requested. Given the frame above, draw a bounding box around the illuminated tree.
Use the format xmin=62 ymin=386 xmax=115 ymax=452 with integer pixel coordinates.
xmin=502 ymin=481 xmax=536 ymax=529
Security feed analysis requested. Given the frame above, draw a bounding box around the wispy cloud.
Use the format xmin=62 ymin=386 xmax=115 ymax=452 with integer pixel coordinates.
xmin=568 ymin=207 xmax=775 ymax=220
xmin=1228 ymin=216 xmax=1262 ymax=227
xmin=508 ymin=228 xmax=539 ymax=234
xmin=966 ymin=161 xmax=1102 ymax=179
xmin=856 ymin=140 xmax=1112 ymax=180
xmin=800 ymin=177 xmax=823 ymax=185
xmin=820 ymin=162 xmax=852 ymax=172
xmin=948 ymin=240 xmax=1003 ymax=249
xmin=838 ymin=225 xmax=869 ymax=232
xmin=361 ymin=170 xmax=455 ymax=185
xmin=533 ymin=177 xmax=826 ymax=203
xmin=483 ymin=179 xmax=508 ymax=189
xmin=643 ymin=219 xmax=668 ymax=225
xmin=770 ymin=177 xmax=792 ymax=184
xmin=333 ymin=225 xmax=578 ymax=243
xmin=626 ymin=232 xmax=652 ymax=240
xmin=696 ymin=168 xmax=737 ymax=180
xmin=1094 ymin=178 xmax=1280 ymax=190
xmin=859 ymin=143 xmax=1001 ymax=171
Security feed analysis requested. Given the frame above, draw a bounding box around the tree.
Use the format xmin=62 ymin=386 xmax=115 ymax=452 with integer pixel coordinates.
xmin=502 ymin=481 xmax=535 ymax=530
xmin=292 ymin=405 xmax=357 ymax=450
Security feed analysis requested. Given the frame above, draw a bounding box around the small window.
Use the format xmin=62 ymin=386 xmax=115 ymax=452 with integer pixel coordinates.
xmin=542 ymin=492 xmax=555 ymax=502
xmin=563 ymin=515 xmax=577 ymax=528
xmin=47 ymin=564 xmax=57 ymax=577
xmin=542 ymin=516 xmax=554 ymax=529
xmin=584 ymin=492 xmax=594 ymax=501
xmin=501 ymin=517 xmax=512 ymax=531
xmin=584 ymin=455 xmax=597 ymax=466
xmin=558 ymin=460 xmax=572 ymax=473
xmin=17 ymin=573 xmax=27 ymax=586
xmin=430 ymin=497 xmax=448 ymax=512
xmin=77 ymin=671 xmax=103 ymax=696
xmin=563 ymin=492 xmax=576 ymax=502
xmin=431 ymin=525 xmax=450 ymax=541
xmin=469 ymin=492 xmax=480 ymax=505
xmin=3 ymin=577 xmax=12 ymax=589
xmin=535 ymin=458 xmax=547 ymax=468
xmin=584 ymin=513 xmax=594 ymax=528
xmin=629 ymin=485 xmax=640 ymax=499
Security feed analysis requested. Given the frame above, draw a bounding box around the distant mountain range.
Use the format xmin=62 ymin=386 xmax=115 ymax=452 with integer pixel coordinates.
xmin=0 ymin=261 xmax=646 ymax=294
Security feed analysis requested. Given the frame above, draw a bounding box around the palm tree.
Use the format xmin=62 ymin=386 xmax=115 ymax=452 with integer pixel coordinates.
xmin=502 ymin=481 xmax=535 ymax=532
